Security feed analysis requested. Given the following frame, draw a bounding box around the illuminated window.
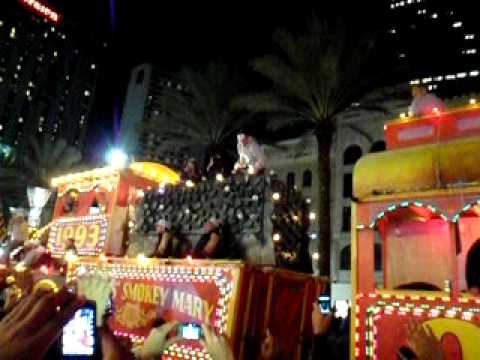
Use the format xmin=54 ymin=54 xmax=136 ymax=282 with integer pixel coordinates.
xmin=10 ymin=27 xmax=16 ymax=38
xmin=453 ymin=21 xmax=463 ymax=28
xmin=463 ymin=49 xmax=477 ymax=55
xmin=18 ymin=117 xmax=23 ymax=123
xmin=84 ymin=90 xmax=90 ymax=96
xmin=465 ymin=34 xmax=475 ymax=40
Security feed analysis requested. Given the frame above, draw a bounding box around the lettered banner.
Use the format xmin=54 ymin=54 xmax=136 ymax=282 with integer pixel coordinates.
xmin=48 ymin=215 xmax=108 ymax=256
xmin=68 ymin=258 xmax=241 ymax=342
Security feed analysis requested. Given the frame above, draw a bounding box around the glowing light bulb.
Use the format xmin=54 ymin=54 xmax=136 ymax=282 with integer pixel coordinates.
xmin=470 ymin=98 xmax=477 ymax=105
xmin=312 ymin=252 xmax=320 ymax=261
xmin=137 ymin=253 xmax=149 ymax=265
xmin=272 ymin=192 xmax=280 ymax=201
xmin=309 ymin=212 xmax=316 ymax=221
xmin=185 ymin=180 xmax=194 ymax=188
xmin=273 ymin=233 xmax=281 ymax=242
xmin=215 ymin=173 xmax=224 ymax=182
xmin=65 ymin=251 xmax=77 ymax=263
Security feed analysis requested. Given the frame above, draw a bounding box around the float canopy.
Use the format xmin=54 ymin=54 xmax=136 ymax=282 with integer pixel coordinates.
xmin=51 ymin=162 xmax=180 ymax=188
xmin=354 ymin=137 xmax=480 ymax=200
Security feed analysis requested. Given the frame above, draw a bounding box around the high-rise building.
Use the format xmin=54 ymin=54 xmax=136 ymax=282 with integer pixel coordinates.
xmin=120 ymin=63 xmax=197 ymax=169
xmin=388 ymin=0 xmax=480 ymax=95
xmin=0 ymin=0 xmax=100 ymax=157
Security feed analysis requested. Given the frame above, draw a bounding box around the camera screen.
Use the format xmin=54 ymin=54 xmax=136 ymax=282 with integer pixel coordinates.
xmin=318 ymin=296 xmax=331 ymax=314
xmin=181 ymin=323 xmax=202 ymax=340
xmin=62 ymin=307 xmax=96 ymax=356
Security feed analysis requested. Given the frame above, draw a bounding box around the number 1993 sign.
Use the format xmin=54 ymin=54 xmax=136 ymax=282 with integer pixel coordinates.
xmin=48 ymin=215 xmax=109 ymax=256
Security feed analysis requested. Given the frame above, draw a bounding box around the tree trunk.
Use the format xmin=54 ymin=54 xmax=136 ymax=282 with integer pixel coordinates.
xmin=315 ymin=128 xmax=333 ymax=277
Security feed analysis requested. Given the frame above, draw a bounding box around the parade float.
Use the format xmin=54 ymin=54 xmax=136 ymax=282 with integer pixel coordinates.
xmin=37 ymin=151 xmax=322 ymax=359
xmin=352 ymin=101 xmax=480 ymax=359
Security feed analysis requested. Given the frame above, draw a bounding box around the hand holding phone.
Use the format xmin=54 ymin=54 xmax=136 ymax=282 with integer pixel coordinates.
xmin=62 ymin=302 xmax=97 ymax=358
xmin=318 ymin=295 xmax=331 ymax=314
xmin=179 ymin=323 xmax=204 ymax=340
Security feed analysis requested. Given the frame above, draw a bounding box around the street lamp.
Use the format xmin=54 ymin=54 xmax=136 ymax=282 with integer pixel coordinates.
xmin=106 ymin=148 xmax=128 ymax=169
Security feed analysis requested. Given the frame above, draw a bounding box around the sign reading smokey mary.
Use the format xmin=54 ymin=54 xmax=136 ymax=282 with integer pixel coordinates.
xmin=70 ymin=259 xmax=240 ymax=341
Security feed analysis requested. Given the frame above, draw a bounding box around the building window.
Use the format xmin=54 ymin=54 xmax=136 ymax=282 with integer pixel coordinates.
xmin=136 ymin=70 xmax=144 ymax=84
xmin=343 ymin=145 xmax=362 ymax=165
xmin=302 ymin=170 xmax=312 ymax=187
xmin=286 ymin=172 xmax=295 ymax=190
xmin=343 ymin=173 xmax=353 ymax=198
xmin=342 ymin=206 xmax=351 ymax=232
xmin=340 ymin=245 xmax=351 ymax=270
xmin=370 ymin=141 xmax=386 ymax=153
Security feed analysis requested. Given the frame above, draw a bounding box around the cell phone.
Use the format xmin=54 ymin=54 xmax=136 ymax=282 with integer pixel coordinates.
xmin=180 ymin=323 xmax=203 ymax=340
xmin=318 ymin=295 xmax=331 ymax=314
xmin=62 ymin=302 xmax=97 ymax=359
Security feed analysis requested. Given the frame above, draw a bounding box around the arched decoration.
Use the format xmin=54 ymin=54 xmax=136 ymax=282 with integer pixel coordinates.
xmin=452 ymin=199 xmax=480 ymax=223
xmin=370 ymin=140 xmax=386 ymax=153
xmin=286 ymin=172 xmax=295 ymax=190
xmin=369 ymin=201 xmax=448 ymax=230
xmin=302 ymin=170 xmax=312 ymax=187
xmin=371 ymin=201 xmax=451 ymax=290
xmin=343 ymin=145 xmax=363 ymax=165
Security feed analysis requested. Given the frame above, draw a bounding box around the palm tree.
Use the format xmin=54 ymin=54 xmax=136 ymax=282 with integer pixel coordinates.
xmin=154 ymin=63 xmax=252 ymax=171
xmin=0 ymin=138 xmax=81 ymax=211
xmin=235 ymin=16 xmax=391 ymax=275
xmin=22 ymin=137 xmax=82 ymax=188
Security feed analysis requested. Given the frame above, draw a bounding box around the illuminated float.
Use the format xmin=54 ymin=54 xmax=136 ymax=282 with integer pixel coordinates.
xmin=46 ymin=160 xmax=322 ymax=359
xmin=352 ymin=102 xmax=480 ymax=359
xmin=48 ymin=162 xmax=180 ymax=257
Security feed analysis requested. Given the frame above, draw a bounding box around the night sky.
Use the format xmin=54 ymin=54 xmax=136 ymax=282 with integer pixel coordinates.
xmin=42 ymin=0 xmax=387 ymax=163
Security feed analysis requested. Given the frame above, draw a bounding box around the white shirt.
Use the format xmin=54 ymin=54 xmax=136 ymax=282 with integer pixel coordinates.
xmin=409 ymin=93 xmax=445 ymax=117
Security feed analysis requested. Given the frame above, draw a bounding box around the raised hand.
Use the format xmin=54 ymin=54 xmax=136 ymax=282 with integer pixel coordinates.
xmin=201 ymin=324 xmax=235 ymax=360
xmin=406 ymin=319 xmax=444 ymax=360
xmin=77 ymin=275 xmax=113 ymax=326
xmin=131 ymin=321 xmax=179 ymax=360
xmin=0 ymin=287 xmax=85 ymax=360
xmin=311 ymin=301 xmax=333 ymax=336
